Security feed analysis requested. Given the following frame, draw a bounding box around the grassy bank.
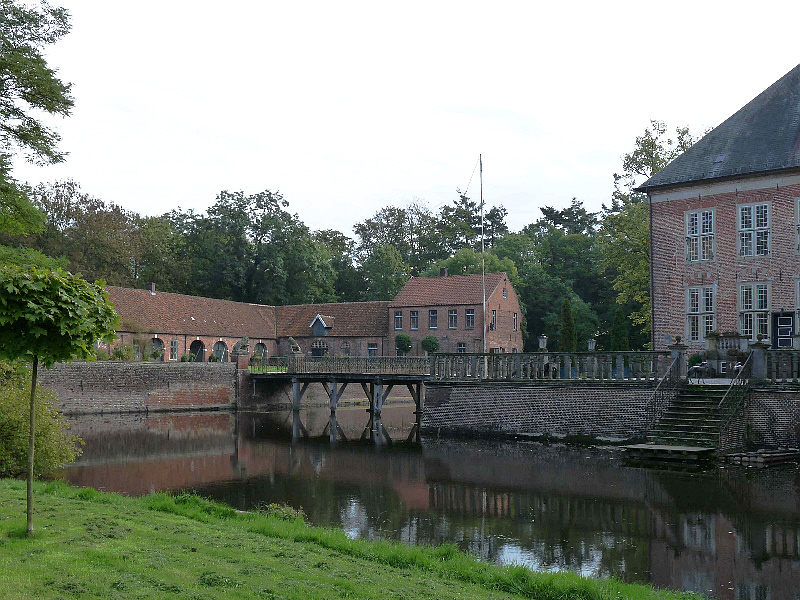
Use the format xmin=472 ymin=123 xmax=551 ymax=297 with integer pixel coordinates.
xmin=0 ymin=479 xmax=699 ymax=600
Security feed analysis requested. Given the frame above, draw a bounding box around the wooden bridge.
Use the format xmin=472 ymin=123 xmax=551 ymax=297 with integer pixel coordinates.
xmin=248 ymin=351 xmax=673 ymax=446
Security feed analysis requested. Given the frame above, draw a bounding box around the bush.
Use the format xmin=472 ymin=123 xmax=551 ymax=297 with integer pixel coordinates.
xmin=180 ymin=353 xmax=193 ymax=362
xmin=93 ymin=347 xmax=110 ymax=360
xmin=421 ymin=335 xmax=439 ymax=354
xmin=111 ymin=345 xmax=134 ymax=361
xmin=0 ymin=361 xmax=82 ymax=478
xmin=395 ymin=333 xmax=412 ymax=355
xmin=688 ymin=353 xmax=703 ymax=367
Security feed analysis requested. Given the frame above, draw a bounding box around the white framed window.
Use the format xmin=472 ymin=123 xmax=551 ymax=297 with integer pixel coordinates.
xmin=465 ymin=309 xmax=475 ymax=329
xmin=502 ymin=288 xmax=508 ymax=299
xmin=367 ymin=343 xmax=378 ymax=357
xmin=457 ymin=343 xmax=466 ymax=353
xmin=448 ymin=309 xmax=457 ymax=329
xmin=738 ymin=202 xmax=770 ymax=257
xmin=490 ymin=310 xmax=497 ymax=331
xmin=513 ymin=312 xmax=518 ymax=331
xmin=796 ymin=197 xmax=800 ymax=252
xmin=739 ymin=282 xmax=769 ymax=340
xmin=428 ymin=310 xmax=437 ymax=329
xmin=394 ymin=310 xmax=403 ymax=330
xmin=410 ymin=310 xmax=419 ymax=330
xmin=686 ymin=209 xmax=714 ymax=261
xmin=687 ymin=286 xmax=715 ymax=342
xmin=169 ymin=339 xmax=178 ymax=361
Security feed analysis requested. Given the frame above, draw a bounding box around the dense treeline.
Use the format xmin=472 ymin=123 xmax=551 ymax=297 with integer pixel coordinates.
xmin=0 ymin=122 xmax=697 ymax=352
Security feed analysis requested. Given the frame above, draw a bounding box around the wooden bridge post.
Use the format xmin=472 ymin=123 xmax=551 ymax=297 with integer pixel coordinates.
xmin=291 ymin=378 xmax=310 ymax=444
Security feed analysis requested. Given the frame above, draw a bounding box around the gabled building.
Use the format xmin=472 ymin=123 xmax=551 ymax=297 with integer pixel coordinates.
xmin=389 ymin=271 xmax=523 ymax=355
xmin=639 ymin=64 xmax=800 ymax=351
xmin=275 ymin=302 xmax=390 ymax=357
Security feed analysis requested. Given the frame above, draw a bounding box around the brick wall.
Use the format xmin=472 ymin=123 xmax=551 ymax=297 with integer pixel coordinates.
xmin=38 ymin=362 xmax=238 ymax=415
xmin=650 ymin=175 xmax=800 ymax=351
xmin=747 ymin=388 xmax=800 ymax=448
xmin=422 ymin=381 xmax=656 ymax=441
xmin=389 ymin=281 xmax=523 ymax=355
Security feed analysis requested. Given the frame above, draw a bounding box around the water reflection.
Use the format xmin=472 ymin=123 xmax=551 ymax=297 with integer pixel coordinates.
xmin=59 ymin=410 xmax=800 ymax=599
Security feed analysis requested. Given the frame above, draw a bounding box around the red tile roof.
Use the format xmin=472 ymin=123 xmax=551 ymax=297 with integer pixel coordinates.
xmin=106 ymin=287 xmax=276 ymax=339
xmin=390 ymin=273 xmax=508 ymax=307
xmin=277 ymin=302 xmax=390 ymax=338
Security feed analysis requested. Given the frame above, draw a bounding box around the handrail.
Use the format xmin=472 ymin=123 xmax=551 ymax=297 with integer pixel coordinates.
xmin=717 ymin=353 xmax=752 ymax=410
xmin=643 ymin=355 xmax=680 ymax=431
xmin=717 ymin=353 xmax=752 ymax=452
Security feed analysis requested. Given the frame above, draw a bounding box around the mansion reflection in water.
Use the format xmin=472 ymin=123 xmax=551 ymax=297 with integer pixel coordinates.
xmin=61 ymin=409 xmax=800 ymax=600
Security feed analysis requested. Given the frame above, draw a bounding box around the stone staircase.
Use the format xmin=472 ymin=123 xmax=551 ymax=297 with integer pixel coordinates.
xmin=646 ymin=384 xmax=728 ymax=448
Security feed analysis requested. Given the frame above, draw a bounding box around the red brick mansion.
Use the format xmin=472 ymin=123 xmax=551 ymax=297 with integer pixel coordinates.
xmin=640 ymin=64 xmax=800 ymax=352
xmin=103 ymin=271 xmax=522 ymax=362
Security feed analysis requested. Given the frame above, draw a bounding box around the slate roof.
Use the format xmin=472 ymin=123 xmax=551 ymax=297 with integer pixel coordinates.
xmin=638 ymin=63 xmax=800 ymax=192
xmin=106 ymin=286 xmax=276 ymax=339
xmin=276 ymin=302 xmax=390 ymax=338
xmin=390 ymin=273 xmax=508 ymax=307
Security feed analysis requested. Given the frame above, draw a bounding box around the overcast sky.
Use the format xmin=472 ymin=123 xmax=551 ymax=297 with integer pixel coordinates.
xmin=13 ymin=1 xmax=800 ymax=235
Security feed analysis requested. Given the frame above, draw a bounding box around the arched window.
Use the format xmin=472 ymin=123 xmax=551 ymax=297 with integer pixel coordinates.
xmin=212 ymin=341 xmax=228 ymax=362
xmin=311 ymin=340 xmax=328 ymax=357
xmin=254 ymin=342 xmax=267 ymax=359
xmin=189 ymin=340 xmax=204 ymax=362
xmin=340 ymin=341 xmax=350 ymax=356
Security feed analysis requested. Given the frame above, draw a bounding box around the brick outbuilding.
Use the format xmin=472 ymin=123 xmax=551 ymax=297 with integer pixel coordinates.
xmin=640 ymin=63 xmax=800 ymax=352
xmin=389 ymin=271 xmax=523 ymax=355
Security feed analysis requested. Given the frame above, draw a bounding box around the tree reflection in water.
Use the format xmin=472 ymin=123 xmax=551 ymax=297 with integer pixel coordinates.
xmin=60 ymin=411 xmax=800 ymax=600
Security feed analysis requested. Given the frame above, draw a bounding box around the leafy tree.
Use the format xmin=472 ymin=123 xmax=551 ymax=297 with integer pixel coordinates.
xmin=313 ymin=229 xmax=365 ymax=302
xmin=0 ymin=265 xmax=117 ymax=535
xmin=600 ymin=121 xmax=698 ymax=340
xmin=610 ymin=305 xmax=631 ymax=351
xmin=422 ymin=248 xmax=520 ymax=286
xmin=484 ymin=205 xmax=509 ymax=248
xmin=395 ymin=333 xmax=412 ymax=355
xmin=421 ymin=335 xmax=439 ymax=354
xmin=538 ymin=198 xmax=598 ymax=235
xmin=353 ymin=202 xmax=443 ymax=275
xmin=558 ymin=298 xmax=577 ymax=353
xmin=0 ymin=0 xmax=72 ymax=243
xmin=361 ymin=244 xmax=409 ymax=301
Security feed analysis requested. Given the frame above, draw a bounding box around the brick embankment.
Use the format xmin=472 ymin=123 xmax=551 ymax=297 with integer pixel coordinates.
xmin=38 ymin=362 xmax=237 ymax=415
xmin=422 ymin=381 xmax=657 ymax=442
xmin=748 ymin=388 xmax=800 ymax=448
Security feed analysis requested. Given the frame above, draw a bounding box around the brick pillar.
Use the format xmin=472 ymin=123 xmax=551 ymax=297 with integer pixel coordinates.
xmin=232 ymin=351 xmax=250 ymax=370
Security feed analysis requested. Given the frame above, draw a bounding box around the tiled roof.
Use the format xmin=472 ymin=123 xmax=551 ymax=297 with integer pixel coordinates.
xmin=106 ymin=286 xmax=276 ymax=339
xmin=390 ymin=273 xmax=508 ymax=307
xmin=276 ymin=302 xmax=390 ymax=338
xmin=639 ymin=63 xmax=800 ymax=191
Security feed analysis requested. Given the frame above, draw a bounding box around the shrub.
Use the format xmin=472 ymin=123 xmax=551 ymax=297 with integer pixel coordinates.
xmin=180 ymin=353 xmax=193 ymax=362
xmin=688 ymin=353 xmax=703 ymax=367
xmin=421 ymin=335 xmax=439 ymax=354
xmin=395 ymin=333 xmax=412 ymax=355
xmin=0 ymin=361 xmax=82 ymax=478
xmin=93 ymin=347 xmax=110 ymax=360
xmin=111 ymin=345 xmax=134 ymax=361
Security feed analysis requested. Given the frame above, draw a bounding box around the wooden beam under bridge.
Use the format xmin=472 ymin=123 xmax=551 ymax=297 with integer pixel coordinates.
xmin=281 ymin=373 xmax=425 ymax=446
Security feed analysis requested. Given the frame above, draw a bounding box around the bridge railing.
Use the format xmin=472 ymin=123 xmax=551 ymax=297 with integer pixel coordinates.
xmin=429 ymin=351 xmax=671 ymax=382
xmin=250 ymin=355 xmax=431 ymax=375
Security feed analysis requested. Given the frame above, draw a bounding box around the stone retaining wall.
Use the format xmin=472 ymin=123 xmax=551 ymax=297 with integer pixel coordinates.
xmin=422 ymin=381 xmax=657 ymax=442
xmin=748 ymin=388 xmax=800 ymax=448
xmin=38 ymin=362 xmax=237 ymax=415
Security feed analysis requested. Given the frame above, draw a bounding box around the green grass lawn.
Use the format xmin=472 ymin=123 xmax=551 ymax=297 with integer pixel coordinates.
xmin=0 ymin=479 xmax=700 ymax=600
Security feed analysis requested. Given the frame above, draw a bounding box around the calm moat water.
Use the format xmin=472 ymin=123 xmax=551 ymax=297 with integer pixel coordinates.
xmin=59 ymin=405 xmax=800 ymax=600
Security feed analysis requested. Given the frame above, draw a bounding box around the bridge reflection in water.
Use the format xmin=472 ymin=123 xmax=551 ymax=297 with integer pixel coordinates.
xmin=59 ymin=410 xmax=800 ymax=600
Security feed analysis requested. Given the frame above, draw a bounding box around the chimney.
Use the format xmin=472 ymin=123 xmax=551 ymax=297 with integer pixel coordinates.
xmin=439 ymin=267 xmax=448 ymax=277
xmin=145 ymin=282 xmax=156 ymax=295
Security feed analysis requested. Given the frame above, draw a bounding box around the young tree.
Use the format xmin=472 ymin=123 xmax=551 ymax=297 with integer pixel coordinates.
xmin=0 ymin=265 xmax=117 ymax=536
xmin=421 ymin=335 xmax=439 ymax=355
xmin=395 ymin=333 xmax=412 ymax=355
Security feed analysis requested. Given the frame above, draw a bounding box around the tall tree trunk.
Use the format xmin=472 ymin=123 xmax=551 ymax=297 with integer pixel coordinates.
xmin=27 ymin=355 xmax=38 ymax=537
